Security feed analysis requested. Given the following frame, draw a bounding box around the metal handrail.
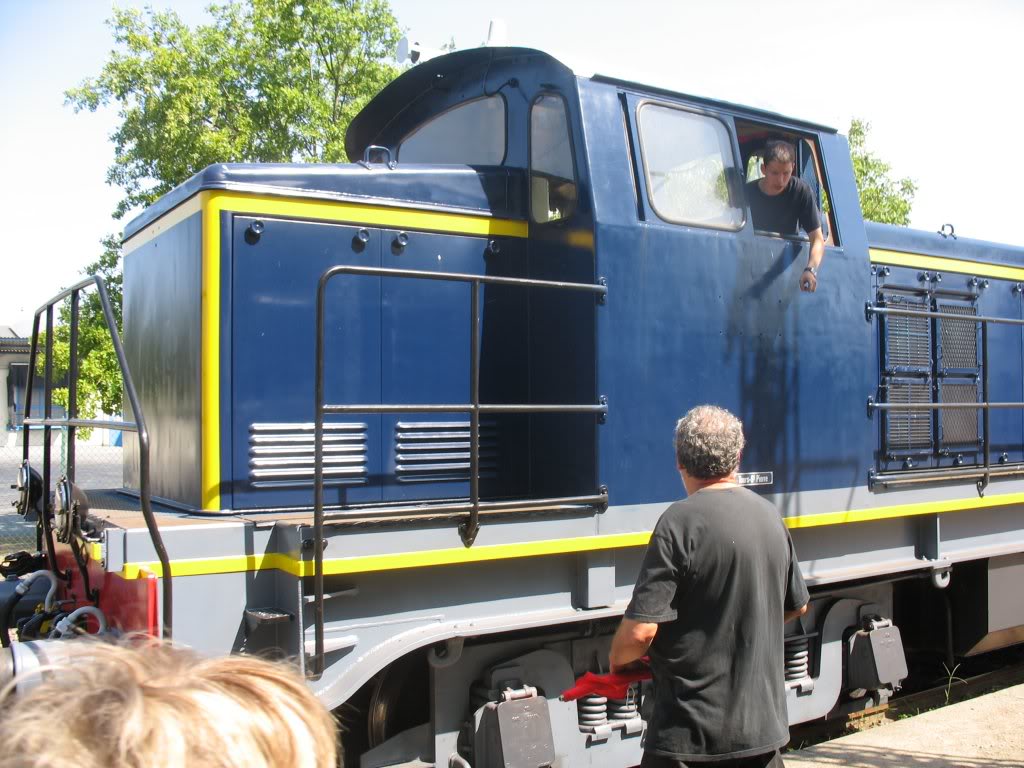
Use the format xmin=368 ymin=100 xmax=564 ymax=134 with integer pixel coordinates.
xmin=866 ymin=303 xmax=1024 ymax=327
xmin=870 ymin=403 xmax=1024 ymax=411
xmin=24 ymin=418 xmax=141 ymax=430
xmin=20 ymin=276 xmax=172 ymax=638
xmin=310 ymin=265 xmax=608 ymax=678
xmin=871 ymin=462 xmax=1024 ymax=488
xmin=323 ymin=403 xmax=605 ymax=414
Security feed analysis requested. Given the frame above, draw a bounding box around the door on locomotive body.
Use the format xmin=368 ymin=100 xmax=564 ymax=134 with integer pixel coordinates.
xmin=615 ymin=95 xmax=841 ymax=502
xmin=522 ymin=89 xmax=599 ymax=502
xmin=611 ymin=95 xmax=748 ymax=504
xmin=230 ymin=214 xmax=385 ymax=511
xmin=379 ymin=94 xmax=531 ymax=503
xmin=731 ymin=119 xmax=843 ymax=495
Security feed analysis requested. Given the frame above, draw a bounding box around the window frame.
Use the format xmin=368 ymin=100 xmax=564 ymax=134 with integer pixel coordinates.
xmin=396 ymin=94 xmax=509 ymax=166
xmin=635 ymin=100 xmax=746 ymax=232
xmin=736 ymin=121 xmax=839 ymax=246
xmin=527 ymin=92 xmax=579 ymax=225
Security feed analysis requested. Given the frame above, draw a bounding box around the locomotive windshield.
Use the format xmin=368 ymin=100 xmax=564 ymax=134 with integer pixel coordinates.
xmin=397 ymin=95 xmax=506 ymax=164
xmin=530 ymin=94 xmax=577 ymax=222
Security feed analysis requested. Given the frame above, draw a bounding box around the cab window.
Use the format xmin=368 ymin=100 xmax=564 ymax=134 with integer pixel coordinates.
xmin=637 ymin=104 xmax=743 ymax=230
xmin=737 ymin=121 xmax=837 ymax=244
xmin=530 ymin=95 xmax=577 ymax=223
xmin=398 ymin=96 xmax=506 ymax=165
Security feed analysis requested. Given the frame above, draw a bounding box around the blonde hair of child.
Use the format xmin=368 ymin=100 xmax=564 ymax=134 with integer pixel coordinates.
xmin=0 ymin=639 xmax=338 ymax=768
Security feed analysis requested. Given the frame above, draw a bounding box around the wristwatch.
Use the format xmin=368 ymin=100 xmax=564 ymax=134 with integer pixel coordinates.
xmin=803 ymin=266 xmax=818 ymax=277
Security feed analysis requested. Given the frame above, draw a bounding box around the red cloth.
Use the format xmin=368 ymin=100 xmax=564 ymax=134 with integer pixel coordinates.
xmin=560 ymin=661 xmax=651 ymax=701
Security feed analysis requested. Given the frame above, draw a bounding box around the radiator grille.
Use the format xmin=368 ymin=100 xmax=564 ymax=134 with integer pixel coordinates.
xmin=395 ymin=421 xmax=498 ymax=483
xmin=249 ymin=422 xmax=367 ymax=487
xmin=939 ymin=382 xmax=980 ymax=446
xmin=885 ymin=380 xmax=932 ymax=452
xmin=883 ymin=297 xmax=931 ymax=371
xmin=938 ymin=303 xmax=978 ymax=371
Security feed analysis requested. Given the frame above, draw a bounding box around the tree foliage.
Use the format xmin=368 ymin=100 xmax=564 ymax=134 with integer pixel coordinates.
xmin=58 ymin=0 xmax=401 ymax=417
xmin=66 ymin=0 xmax=402 ymax=218
xmin=848 ymin=118 xmax=916 ymax=226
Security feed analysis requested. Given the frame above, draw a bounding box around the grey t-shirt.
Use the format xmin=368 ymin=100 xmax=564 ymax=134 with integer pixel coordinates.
xmin=625 ymin=486 xmax=809 ymax=762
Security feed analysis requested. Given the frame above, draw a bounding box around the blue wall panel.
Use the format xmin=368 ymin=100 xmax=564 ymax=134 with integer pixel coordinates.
xmin=229 ymin=216 xmax=383 ymax=509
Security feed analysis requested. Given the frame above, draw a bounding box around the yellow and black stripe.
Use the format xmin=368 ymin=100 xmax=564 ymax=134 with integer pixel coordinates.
xmin=869 ymin=247 xmax=1024 ymax=282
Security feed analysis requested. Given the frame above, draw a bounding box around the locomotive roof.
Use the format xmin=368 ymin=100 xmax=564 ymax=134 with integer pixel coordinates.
xmin=344 ymin=46 xmax=836 ymax=162
xmin=588 ymin=74 xmax=837 ymax=135
xmin=126 ymin=47 xmax=844 ymax=240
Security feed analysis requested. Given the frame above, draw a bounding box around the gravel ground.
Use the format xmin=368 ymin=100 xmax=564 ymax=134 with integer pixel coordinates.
xmin=0 ymin=443 xmax=123 ymax=555
xmin=787 ymin=682 xmax=1024 ymax=767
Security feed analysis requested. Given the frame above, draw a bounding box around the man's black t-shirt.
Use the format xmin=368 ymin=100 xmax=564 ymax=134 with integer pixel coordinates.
xmin=746 ymin=177 xmax=821 ymax=236
xmin=625 ymin=487 xmax=809 ymax=762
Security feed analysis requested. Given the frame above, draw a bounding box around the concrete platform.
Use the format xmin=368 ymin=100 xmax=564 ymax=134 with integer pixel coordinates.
xmin=786 ymin=683 xmax=1024 ymax=767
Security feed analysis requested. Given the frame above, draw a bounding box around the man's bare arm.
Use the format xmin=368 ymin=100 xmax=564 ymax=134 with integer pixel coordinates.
xmin=609 ymin=618 xmax=658 ymax=673
xmin=801 ymin=228 xmax=825 ymax=292
xmin=784 ymin=603 xmax=809 ymax=623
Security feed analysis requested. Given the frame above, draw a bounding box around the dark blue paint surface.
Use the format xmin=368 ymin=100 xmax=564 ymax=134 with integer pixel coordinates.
xmin=379 ymin=228 xmax=527 ymax=501
xmin=229 ymin=216 xmax=384 ymax=509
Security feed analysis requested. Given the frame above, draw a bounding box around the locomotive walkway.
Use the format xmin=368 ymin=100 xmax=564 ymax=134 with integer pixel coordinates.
xmin=786 ymin=681 xmax=1024 ymax=767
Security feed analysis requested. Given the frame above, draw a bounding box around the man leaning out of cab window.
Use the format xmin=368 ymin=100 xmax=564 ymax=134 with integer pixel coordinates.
xmin=745 ymin=140 xmax=824 ymax=293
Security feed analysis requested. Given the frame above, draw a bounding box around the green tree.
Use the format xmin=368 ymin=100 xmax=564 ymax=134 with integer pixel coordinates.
xmin=848 ymin=118 xmax=916 ymax=225
xmin=58 ymin=0 xmax=401 ymax=417
xmin=67 ymin=0 xmax=402 ymax=218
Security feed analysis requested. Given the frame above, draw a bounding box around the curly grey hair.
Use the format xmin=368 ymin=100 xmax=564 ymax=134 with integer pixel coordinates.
xmin=674 ymin=405 xmax=745 ymax=479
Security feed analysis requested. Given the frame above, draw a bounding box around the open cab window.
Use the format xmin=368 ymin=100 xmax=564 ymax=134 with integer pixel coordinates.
xmin=398 ymin=96 xmax=507 ymax=165
xmin=736 ymin=119 xmax=838 ymax=245
xmin=530 ymin=95 xmax=577 ymax=223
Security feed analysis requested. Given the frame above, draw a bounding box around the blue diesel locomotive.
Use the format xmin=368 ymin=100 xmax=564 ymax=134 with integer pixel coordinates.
xmin=7 ymin=47 xmax=1024 ymax=767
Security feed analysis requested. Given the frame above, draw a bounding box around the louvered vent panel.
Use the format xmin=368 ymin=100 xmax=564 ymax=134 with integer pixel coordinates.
xmin=395 ymin=421 xmax=498 ymax=483
xmin=249 ymin=422 xmax=367 ymax=487
xmin=939 ymin=382 xmax=980 ymax=446
xmin=885 ymin=380 xmax=932 ymax=452
xmin=884 ymin=297 xmax=931 ymax=371
xmin=938 ymin=303 xmax=979 ymax=371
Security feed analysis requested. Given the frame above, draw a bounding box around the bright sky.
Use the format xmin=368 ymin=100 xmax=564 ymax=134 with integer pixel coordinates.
xmin=2 ymin=0 xmax=1021 ymax=334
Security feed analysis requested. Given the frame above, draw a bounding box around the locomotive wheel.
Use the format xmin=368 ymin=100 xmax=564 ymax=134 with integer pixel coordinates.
xmin=366 ymin=652 xmax=429 ymax=747
xmin=336 ymin=651 xmax=429 ymax=767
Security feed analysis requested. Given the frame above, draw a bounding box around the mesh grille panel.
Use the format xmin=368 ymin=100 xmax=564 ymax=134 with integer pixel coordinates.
xmin=940 ymin=382 xmax=979 ymax=446
xmin=885 ymin=380 xmax=932 ymax=452
xmin=884 ymin=298 xmax=931 ymax=370
xmin=938 ymin=303 xmax=978 ymax=370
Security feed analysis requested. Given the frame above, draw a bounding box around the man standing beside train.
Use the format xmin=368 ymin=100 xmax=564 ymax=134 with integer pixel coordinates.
xmin=746 ymin=140 xmax=825 ymax=293
xmin=610 ymin=405 xmax=809 ymax=767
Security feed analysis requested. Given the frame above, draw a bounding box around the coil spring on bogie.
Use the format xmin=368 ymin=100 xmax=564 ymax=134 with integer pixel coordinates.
xmin=784 ymin=635 xmax=811 ymax=681
xmin=577 ymin=694 xmax=608 ymax=727
xmin=608 ymin=685 xmax=639 ymax=721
